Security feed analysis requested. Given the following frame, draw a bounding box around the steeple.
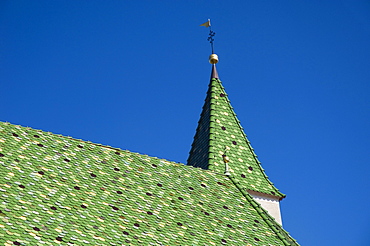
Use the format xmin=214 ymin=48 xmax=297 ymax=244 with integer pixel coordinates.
xmin=187 ymin=53 xmax=285 ymax=223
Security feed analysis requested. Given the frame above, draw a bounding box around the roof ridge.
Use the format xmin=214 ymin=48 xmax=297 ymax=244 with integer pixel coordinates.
xmin=0 ymin=121 xmax=181 ymax=166
xmin=0 ymin=121 xmax=235 ymax=178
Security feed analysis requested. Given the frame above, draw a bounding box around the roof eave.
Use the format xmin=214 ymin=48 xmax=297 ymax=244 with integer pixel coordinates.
xmin=247 ymin=189 xmax=286 ymax=201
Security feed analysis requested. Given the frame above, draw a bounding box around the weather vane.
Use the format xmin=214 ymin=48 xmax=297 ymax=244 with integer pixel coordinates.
xmin=200 ymin=19 xmax=215 ymax=54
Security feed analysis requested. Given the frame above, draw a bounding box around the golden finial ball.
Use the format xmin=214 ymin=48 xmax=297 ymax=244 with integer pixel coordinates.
xmin=209 ymin=54 xmax=219 ymax=64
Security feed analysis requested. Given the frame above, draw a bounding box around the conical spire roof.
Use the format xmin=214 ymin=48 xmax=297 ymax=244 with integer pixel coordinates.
xmin=187 ymin=57 xmax=284 ymax=198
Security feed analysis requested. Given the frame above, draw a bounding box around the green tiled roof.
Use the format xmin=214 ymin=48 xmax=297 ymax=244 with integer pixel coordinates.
xmin=0 ymin=121 xmax=298 ymax=245
xmin=188 ymin=65 xmax=285 ymax=198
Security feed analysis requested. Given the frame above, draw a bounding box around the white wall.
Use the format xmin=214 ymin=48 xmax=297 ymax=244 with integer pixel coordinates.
xmin=250 ymin=193 xmax=282 ymax=225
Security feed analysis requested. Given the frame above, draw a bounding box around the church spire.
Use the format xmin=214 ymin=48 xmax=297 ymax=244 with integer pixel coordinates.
xmin=187 ymin=53 xmax=285 ymax=201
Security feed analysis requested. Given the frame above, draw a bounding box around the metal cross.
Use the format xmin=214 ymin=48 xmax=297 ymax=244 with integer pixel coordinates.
xmin=207 ymin=29 xmax=216 ymax=54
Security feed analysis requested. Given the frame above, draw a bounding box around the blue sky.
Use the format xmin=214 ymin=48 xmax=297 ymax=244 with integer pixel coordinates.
xmin=1 ymin=1 xmax=370 ymax=245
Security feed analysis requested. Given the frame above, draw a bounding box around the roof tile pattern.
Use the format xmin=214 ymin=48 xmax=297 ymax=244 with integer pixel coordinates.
xmin=188 ymin=72 xmax=284 ymax=198
xmin=0 ymin=122 xmax=298 ymax=245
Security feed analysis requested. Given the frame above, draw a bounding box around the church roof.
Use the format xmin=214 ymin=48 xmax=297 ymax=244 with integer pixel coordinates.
xmin=188 ymin=64 xmax=285 ymax=199
xmin=0 ymin=121 xmax=298 ymax=245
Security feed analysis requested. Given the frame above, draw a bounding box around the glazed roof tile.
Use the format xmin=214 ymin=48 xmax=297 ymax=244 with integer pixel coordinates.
xmin=0 ymin=121 xmax=298 ymax=245
xmin=188 ymin=65 xmax=285 ymax=198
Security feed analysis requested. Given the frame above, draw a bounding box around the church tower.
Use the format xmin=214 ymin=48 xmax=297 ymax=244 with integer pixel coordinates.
xmin=0 ymin=20 xmax=299 ymax=245
xmin=187 ymin=53 xmax=285 ymax=224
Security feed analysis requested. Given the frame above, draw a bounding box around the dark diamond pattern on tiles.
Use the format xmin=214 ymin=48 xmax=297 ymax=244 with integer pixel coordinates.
xmin=0 ymin=121 xmax=296 ymax=245
xmin=187 ymin=78 xmax=284 ymax=198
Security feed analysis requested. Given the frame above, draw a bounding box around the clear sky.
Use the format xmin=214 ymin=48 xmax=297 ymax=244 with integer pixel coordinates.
xmin=1 ymin=1 xmax=370 ymax=245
